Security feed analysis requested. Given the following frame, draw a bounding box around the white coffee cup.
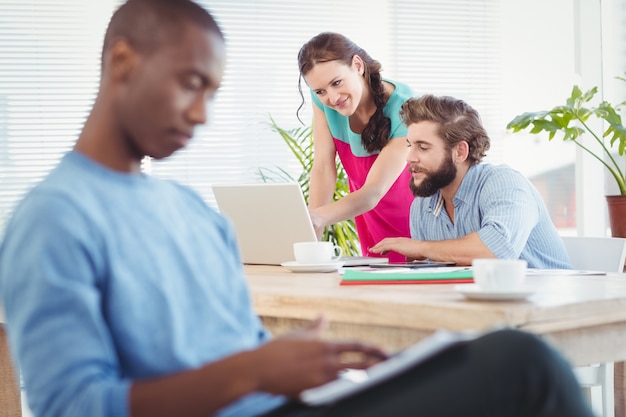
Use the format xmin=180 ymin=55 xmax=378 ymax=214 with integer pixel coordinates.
xmin=293 ymin=241 xmax=343 ymax=264
xmin=471 ymin=258 xmax=528 ymax=292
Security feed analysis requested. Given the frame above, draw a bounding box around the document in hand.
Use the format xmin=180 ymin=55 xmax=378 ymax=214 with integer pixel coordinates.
xmin=340 ymin=266 xmax=474 ymax=285
xmin=299 ymin=329 xmax=478 ymax=405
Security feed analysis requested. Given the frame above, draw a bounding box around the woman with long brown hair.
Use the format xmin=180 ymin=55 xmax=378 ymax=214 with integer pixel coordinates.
xmin=297 ymin=32 xmax=415 ymax=261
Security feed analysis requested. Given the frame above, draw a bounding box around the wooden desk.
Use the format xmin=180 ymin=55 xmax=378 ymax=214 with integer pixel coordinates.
xmin=246 ymin=265 xmax=626 ymax=366
xmin=245 ymin=265 xmax=626 ymax=358
xmin=0 ymin=323 xmax=20 ymax=417
xmin=246 ymin=265 xmax=626 ymax=416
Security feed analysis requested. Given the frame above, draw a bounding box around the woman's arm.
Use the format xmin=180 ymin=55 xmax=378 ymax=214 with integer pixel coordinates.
xmin=311 ymin=136 xmax=409 ymax=228
xmin=309 ymin=105 xmax=338 ymax=210
xmin=308 ymin=105 xmax=339 ymax=236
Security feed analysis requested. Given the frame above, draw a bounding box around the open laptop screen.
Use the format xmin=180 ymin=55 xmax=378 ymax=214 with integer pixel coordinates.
xmin=212 ymin=182 xmax=389 ymax=266
xmin=212 ymin=183 xmax=317 ymax=265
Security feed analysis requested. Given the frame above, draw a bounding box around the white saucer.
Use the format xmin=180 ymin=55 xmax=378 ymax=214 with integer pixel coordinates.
xmin=454 ymin=284 xmax=533 ymax=301
xmin=281 ymin=261 xmax=345 ymax=273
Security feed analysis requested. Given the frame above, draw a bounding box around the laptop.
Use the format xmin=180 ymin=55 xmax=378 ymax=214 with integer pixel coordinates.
xmin=211 ymin=182 xmax=388 ymax=266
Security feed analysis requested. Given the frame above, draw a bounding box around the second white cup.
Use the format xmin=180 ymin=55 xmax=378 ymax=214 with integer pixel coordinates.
xmin=472 ymin=258 xmax=528 ymax=292
xmin=293 ymin=241 xmax=343 ymax=264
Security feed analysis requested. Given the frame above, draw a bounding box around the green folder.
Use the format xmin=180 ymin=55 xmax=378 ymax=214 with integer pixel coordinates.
xmin=341 ymin=268 xmax=473 ymax=285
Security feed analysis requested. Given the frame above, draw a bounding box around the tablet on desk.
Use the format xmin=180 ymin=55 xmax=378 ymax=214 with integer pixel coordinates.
xmin=368 ymin=260 xmax=456 ymax=269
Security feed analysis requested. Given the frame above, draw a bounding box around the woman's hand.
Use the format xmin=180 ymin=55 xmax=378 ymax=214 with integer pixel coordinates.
xmin=308 ymin=209 xmax=326 ymax=239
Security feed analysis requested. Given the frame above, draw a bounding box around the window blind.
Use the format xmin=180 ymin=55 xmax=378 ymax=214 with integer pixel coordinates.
xmin=150 ymin=0 xmax=505 ymax=210
xmin=0 ymin=0 xmax=623 ymax=235
xmin=0 ymin=0 xmax=118 ymax=230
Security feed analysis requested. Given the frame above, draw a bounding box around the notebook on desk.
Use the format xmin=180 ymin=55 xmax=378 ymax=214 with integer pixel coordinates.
xmin=211 ymin=182 xmax=388 ymax=266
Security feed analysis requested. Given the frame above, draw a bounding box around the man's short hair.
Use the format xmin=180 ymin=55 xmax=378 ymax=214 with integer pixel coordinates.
xmin=400 ymin=94 xmax=490 ymax=164
xmin=102 ymin=0 xmax=224 ymax=66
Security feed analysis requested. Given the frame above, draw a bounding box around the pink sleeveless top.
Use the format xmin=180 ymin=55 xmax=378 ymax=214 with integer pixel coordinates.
xmin=335 ymin=140 xmax=413 ymax=262
xmin=312 ymin=80 xmax=416 ymax=262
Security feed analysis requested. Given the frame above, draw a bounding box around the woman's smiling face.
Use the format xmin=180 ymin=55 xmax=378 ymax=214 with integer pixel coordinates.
xmin=304 ymin=58 xmax=365 ymax=117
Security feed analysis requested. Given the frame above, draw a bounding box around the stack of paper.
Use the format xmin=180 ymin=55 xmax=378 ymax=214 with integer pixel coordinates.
xmin=340 ymin=267 xmax=474 ymax=285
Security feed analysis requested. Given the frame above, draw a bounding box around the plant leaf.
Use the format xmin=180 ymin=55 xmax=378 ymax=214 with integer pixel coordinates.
xmin=259 ymin=115 xmax=361 ymax=255
xmin=505 ymin=77 xmax=626 ymax=195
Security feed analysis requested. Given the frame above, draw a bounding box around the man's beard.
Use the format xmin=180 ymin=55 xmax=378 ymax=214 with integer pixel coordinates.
xmin=409 ymin=153 xmax=457 ymax=197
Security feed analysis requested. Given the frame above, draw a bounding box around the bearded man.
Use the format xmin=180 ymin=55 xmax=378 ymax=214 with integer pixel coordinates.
xmin=370 ymin=94 xmax=571 ymax=269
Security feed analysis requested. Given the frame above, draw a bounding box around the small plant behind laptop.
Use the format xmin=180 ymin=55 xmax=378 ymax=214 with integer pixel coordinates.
xmin=258 ymin=115 xmax=360 ymax=256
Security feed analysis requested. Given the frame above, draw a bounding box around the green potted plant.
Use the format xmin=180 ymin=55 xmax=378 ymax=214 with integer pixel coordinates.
xmin=258 ymin=116 xmax=361 ymax=256
xmin=506 ymin=73 xmax=626 ymax=237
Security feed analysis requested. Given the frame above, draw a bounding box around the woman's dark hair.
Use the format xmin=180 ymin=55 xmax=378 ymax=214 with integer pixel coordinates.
xmin=400 ymin=95 xmax=490 ymax=165
xmin=297 ymin=32 xmax=390 ymax=153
